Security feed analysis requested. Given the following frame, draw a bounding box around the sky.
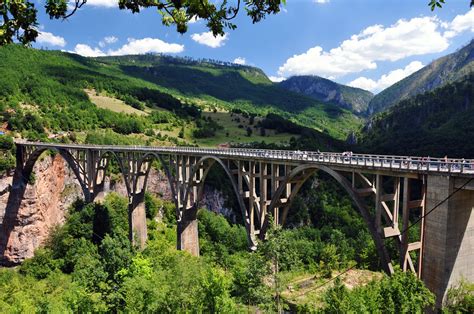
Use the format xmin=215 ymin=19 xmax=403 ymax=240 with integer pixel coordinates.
xmin=33 ymin=0 xmax=474 ymax=94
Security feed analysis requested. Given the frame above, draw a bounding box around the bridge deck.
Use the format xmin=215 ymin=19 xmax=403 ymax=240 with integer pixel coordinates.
xmin=16 ymin=141 xmax=474 ymax=178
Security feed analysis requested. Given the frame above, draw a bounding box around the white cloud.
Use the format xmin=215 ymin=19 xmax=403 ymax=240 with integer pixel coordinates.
xmin=108 ymin=38 xmax=184 ymax=55
xmin=269 ymin=76 xmax=286 ymax=83
xmin=73 ymin=37 xmax=183 ymax=57
xmin=84 ymin=0 xmax=117 ymax=7
xmin=188 ymin=16 xmax=201 ymax=24
xmin=314 ymin=0 xmax=330 ymax=3
xmin=444 ymin=8 xmax=474 ymax=38
xmin=233 ymin=57 xmax=246 ymax=65
xmin=99 ymin=36 xmax=118 ymax=47
xmin=278 ymin=16 xmax=448 ymax=78
xmin=73 ymin=44 xmax=106 ymax=57
xmin=348 ymin=61 xmax=424 ymax=93
xmin=277 ymin=10 xmax=474 ymax=79
xmin=36 ymin=31 xmax=66 ymax=47
xmin=191 ymin=32 xmax=228 ymax=48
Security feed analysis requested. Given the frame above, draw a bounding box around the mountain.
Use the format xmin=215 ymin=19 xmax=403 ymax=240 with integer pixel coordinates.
xmin=0 ymin=45 xmax=359 ymax=148
xmin=358 ymin=75 xmax=474 ymax=158
xmin=278 ymin=75 xmax=374 ymax=115
xmin=97 ymin=55 xmax=362 ymax=138
xmin=367 ymin=40 xmax=474 ymax=115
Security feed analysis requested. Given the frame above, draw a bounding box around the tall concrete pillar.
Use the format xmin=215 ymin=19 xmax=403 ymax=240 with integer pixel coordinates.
xmin=423 ymin=175 xmax=474 ymax=308
xmin=129 ymin=200 xmax=148 ymax=249
xmin=177 ymin=207 xmax=199 ymax=256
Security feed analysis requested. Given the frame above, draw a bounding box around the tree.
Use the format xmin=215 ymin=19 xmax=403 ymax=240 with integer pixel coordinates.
xmin=1 ymin=0 xmax=285 ymax=46
xmin=246 ymin=126 xmax=252 ymax=137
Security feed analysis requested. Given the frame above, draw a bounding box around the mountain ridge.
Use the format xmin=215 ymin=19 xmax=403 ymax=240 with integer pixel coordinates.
xmin=358 ymin=74 xmax=474 ymax=157
xmin=367 ymin=40 xmax=474 ymax=115
xmin=278 ymin=75 xmax=374 ymax=115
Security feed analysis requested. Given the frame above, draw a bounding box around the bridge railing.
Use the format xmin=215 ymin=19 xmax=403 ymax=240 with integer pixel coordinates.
xmin=15 ymin=141 xmax=474 ymax=175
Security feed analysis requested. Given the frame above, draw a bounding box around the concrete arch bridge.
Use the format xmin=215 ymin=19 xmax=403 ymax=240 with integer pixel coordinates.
xmin=2 ymin=142 xmax=474 ymax=305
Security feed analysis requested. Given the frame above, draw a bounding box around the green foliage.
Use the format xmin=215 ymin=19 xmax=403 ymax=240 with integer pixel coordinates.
xmin=0 ymin=134 xmax=13 ymax=150
xmin=19 ymin=248 xmax=62 ymax=279
xmin=360 ymin=76 xmax=474 ymax=157
xmin=321 ymin=270 xmax=435 ymax=313
xmin=443 ymin=279 xmax=474 ymax=313
xmin=0 ymin=134 xmax=15 ymax=173
xmin=198 ymin=209 xmax=248 ymax=266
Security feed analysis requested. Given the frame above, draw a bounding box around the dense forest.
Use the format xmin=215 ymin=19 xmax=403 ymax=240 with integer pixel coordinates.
xmin=358 ymin=76 xmax=474 ymax=158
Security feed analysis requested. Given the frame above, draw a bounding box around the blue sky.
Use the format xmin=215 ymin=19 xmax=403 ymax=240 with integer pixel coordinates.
xmin=33 ymin=0 xmax=473 ymax=93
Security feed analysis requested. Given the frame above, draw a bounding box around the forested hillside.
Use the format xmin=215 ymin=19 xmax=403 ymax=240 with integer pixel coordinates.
xmin=0 ymin=177 xmax=436 ymax=312
xmin=367 ymin=40 xmax=473 ymax=115
xmin=0 ymin=45 xmax=361 ymax=145
xmin=279 ymin=75 xmax=374 ymax=115
xmin=359 ymin=75 xmax=474 ymax=157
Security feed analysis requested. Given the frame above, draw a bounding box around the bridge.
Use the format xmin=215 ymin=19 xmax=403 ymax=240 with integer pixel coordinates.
xmin=2 ymin=141 xmax=474 ymax=306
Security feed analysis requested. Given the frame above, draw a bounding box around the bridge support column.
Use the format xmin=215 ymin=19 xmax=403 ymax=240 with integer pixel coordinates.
xmin=129 ymin=197 xmax=148 ymax=249
xmin=177 ymin=206 xmax=199 ymax=256
xmin=423 ymin=175 xmax=474 ymax=308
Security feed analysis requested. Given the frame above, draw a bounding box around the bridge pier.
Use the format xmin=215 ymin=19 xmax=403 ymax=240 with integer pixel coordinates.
xmin=423 ymin=175 xmax=474 ymax=307
xmin=177 ymin=206 xmax=199 ymax=256
xmin=129 ymin=198 xmax=148 ymax=249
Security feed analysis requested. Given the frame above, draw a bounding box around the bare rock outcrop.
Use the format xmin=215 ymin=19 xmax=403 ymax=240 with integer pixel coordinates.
xmin=0 ymin=155 xmax=82 ymax=264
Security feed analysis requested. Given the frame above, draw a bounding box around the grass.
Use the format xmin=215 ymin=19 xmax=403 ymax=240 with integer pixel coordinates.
xmin=280 ymin=269 xmax=383 ymax=309
xmin=85 ymin=89 xmax=149 ymax=116
xmin=195 ymin=111 xmax=296 ymax=147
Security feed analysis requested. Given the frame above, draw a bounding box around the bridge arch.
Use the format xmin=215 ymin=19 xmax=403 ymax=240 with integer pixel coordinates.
xmin=133 ymin=152 xmax=179 ymax=212
xmin=183 ymin=156 xmax=254 ymax=246
xmin=21 ymin=147 xmax=91 ymax=201
xmin=265 ymin=163 xmax=393 ymax=274
xmin=92 ymin=150 xmax=131 ymax=199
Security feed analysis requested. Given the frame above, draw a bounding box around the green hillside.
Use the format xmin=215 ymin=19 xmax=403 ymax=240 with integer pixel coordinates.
xmin=0 ymin=45 xmax=360 ymax=147
xmin=279 ymin=75 xmax=374 ymax=114
xmin=358 ymin=75 xmax=474 ymax=158
xmin=97 ymin=54 xmax=362 ymax=138
xmin=367 ymin=40 xmax=473 ymax=115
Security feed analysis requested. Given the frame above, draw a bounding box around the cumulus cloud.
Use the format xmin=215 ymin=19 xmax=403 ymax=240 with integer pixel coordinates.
xmin=314 ymin=0 xmax=330 ymax=3
xmin=278 ymin=10 xmax=473 ymax=79
xmin=99 ymin=36 xmax=118 ymax=48
xmin=278 ymin=17 xmax=448 ymax=78
xmin=36 ymin=31 xmax=66 ymax=47
xmin=191 ymin=32 xmax=228 ymax=48
xmin=269 ymin=76 xmax=286 ymax=83
xmin=233 ymin=57 xmax=246 ymax=65
xmin=73 ymin=37 xmax=183 ymax=57
xmin=73 ymin=44 xmax=106 ymax=57
xmin=348 ymin=61 xmax=424 ymax=93
xmin=443 ymin=8 xmax=473 ymax=38
xmin=108 ymin=38 xmax=184 ymax=55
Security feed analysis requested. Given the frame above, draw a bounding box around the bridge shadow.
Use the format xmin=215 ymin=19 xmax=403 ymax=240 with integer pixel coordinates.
xmin=0 ymin=171 xmax=28 ymax=266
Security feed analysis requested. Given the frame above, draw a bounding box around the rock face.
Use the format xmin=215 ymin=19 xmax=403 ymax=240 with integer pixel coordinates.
xmin=0 ymin=155 xmax=82 ymax=264
xmin=0 ymin=155 xmax=235 ymax=264
xmin=201 ymin=186 xmax=239 ymax=223
xmin=279 ymin=75 xmax=373 ymax=114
